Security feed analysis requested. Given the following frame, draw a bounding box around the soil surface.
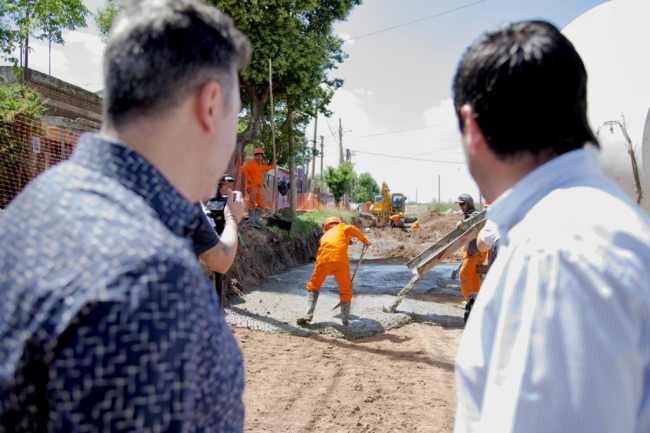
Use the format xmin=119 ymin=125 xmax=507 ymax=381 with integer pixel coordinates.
xmin=355 ymin=211 xmax=463 ymax=263
xmin=236 ymin=323 xmax=462 ymax=433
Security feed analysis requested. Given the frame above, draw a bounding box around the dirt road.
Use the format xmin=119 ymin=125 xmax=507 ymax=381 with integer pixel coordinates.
xmin=237 ymin=323 xmax=462 ymax=432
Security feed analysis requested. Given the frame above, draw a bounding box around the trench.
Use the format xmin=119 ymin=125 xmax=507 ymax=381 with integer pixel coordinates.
xmin=224 ymin=262 xmax=465 ymax=340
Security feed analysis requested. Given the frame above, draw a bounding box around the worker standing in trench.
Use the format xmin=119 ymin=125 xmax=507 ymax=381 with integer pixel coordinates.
xmin=455 ymin=194 xmax=487 ymax=302
xmin=297 ymin=216 xmax=371 ymax=326
xmin=241 ymin=147 xmax=275 ymax=228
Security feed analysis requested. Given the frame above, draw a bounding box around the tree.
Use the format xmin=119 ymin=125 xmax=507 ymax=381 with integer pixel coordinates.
xmin=95 ymin=0 xmax=361 ymax=151
xmin=33 ymin=0 xmax=89 ymax=75
xmin=1 ymin=0 xmax=89 ymax=75
xmin=324 ymin=162 xmax=355 ymax=205
xmin=354 ymin=172 xmax=380 ymax=203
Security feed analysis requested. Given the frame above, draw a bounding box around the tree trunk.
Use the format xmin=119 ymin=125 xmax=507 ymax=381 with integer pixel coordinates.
xmin=287 ymin=105 xmax=297 ymax=220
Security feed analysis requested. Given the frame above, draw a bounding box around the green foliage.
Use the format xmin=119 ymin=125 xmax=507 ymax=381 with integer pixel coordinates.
xmin=33 ymin=0 xmax=89 ymax=46
xmin=0 ymin=79 xmax=46 ymax=207
xmin=2 ymin=0 xmax=89 ymax=64
xmin=0 ymin=77 xmax=44 ymax=121
xmin=353 ymin=172 xmax=379 ymax=203
xmin=95 ymin=0 xmax=119 ymax=41
xmin=324 ymin=161 xmax=355 ymax=205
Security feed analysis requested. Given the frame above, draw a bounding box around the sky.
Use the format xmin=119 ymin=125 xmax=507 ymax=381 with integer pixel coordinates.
xmin=3 ymin=0 xmax=609 ymax=204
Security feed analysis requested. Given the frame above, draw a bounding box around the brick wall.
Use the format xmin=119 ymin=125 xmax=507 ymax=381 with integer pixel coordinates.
xmin=0 ymin=67 xmax=103 ymax=124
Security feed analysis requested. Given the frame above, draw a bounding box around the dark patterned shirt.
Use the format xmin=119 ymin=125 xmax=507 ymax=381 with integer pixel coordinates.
xmin=0 ymin=134 xmax=244 ymax=432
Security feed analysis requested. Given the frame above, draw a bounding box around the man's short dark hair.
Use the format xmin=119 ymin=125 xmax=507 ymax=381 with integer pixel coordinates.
xmin=453 ymin=20 xmax=598 ymax=160
xmin=103 ymin=0 xmax=251 ymax=128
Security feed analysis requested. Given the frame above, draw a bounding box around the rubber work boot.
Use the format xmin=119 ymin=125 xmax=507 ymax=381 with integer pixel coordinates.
xmin=297 ymin=291 xmax=319 ymax=324
xmin=340 ymin=301 xmax=351 ymax=326
xmin=250 ymin=209 xmax=262 ymax=228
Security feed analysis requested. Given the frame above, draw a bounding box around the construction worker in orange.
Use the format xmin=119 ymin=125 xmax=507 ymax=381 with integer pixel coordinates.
xmin=455 ymin=194 xmax=487 ymax=302
xmin=411 ymin=220 xmax=421 ymax=230
xmin=389 ymin=213 xmax=401 ymax=228
xmin=365 ymin=200 xmax=372 ymax=213
xmin=297 ymin=216 xmax=371 ymax=326
xmin=241 ymin=147 xmax=275 ymax=228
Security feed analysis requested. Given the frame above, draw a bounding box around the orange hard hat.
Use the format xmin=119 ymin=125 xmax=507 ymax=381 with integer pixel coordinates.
xmin=253 ymin=147 xmax=264 ymax=155
xmin=323 ymin=216 xmax=341 ymax=232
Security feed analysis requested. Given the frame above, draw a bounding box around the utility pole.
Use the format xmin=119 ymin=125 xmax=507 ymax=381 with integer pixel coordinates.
xmin=338 ymin=118 xmax=344 ymax=166
xmin=438 ymin=175 xmax=441 ymax=203
xmin=320 ymin=136 xmax=324 ymax=181
xmin=310 ymin=100 xmax=318 ymax=191
xmin=269 ymin=59 xmax=278 ymax=210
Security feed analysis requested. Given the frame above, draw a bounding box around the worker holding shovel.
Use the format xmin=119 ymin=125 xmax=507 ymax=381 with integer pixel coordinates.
xmin=297 ymin=216 xmax=371 ymax=326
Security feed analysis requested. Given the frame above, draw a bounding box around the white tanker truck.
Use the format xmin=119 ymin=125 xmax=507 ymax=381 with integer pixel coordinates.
xmin=563 ymin=0 xmax=650 ymax=215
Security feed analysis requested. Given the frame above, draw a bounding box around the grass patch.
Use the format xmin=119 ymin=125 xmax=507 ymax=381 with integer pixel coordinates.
xmin=267 ymin=209 xmax=357 ymax=240
xmin=428 ymin=202 xmax=458 ymax=213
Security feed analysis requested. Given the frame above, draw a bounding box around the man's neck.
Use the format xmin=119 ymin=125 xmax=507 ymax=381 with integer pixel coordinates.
xmin=484 ymin=152 xmax=554 ymax=201
xmin=101 ymin=120 xmax=200 ymax=203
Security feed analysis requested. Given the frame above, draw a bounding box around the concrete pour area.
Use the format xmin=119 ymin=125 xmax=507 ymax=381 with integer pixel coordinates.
xmin=224 ymin=261 xmax=465 ymax=340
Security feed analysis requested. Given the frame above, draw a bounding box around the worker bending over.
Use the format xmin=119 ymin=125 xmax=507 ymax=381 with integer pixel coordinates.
xmin=389 ymin=213 xmax=401 ymax=228
xmin=455 ymin=194 xmax=487 ymax=301
xmin=297 ymin=217 xmax=371 ymax=326
xmin=241 ymin=147 xmax=275 ymax=228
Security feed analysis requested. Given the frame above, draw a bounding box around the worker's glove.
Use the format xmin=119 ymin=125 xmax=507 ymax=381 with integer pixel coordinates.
xmin=455 ymin=220 xmax=464 ymax=229
xmin=365 ymin=241 xmax=372 ymax=248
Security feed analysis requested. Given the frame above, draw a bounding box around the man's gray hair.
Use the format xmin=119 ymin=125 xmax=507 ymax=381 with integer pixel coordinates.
xmin=103 ymin=0 xmax=251 ymax=128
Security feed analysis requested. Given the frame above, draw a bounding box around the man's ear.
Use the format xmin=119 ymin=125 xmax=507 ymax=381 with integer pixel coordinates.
xmin=460 ymin=104 xmax=487 ymax=155
xmin=196 ymin=81 xmax=222 ymax=133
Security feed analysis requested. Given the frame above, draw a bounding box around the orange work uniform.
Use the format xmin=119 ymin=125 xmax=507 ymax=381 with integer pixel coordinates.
xmin=459 ymin=245 xmax=487 ymax=301
xmin=365 ymin=201 xmax=372 ymax=212
xmin=241 ymin=159 xmax=275 ymax=210
xmin=306 ymin=223 xmax=369 ymax=302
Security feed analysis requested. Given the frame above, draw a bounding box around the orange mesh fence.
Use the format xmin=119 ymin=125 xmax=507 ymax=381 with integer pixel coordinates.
xmin=1 ymin=117 xmax=81 ymax=208
xmin=242 ymin=191 xmax=339 ymax=212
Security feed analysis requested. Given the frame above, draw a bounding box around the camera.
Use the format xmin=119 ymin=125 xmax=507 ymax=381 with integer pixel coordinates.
xmin=205 ymin=174 xmax=235 ymax=234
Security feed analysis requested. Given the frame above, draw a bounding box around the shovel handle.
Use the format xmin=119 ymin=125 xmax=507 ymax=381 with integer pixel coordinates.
xmin=332 ymin=244 xmax=369 ymax=311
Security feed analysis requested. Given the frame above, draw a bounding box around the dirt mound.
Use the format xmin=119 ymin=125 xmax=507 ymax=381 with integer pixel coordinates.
xmin=356 ymin=212 xmax=376 ymax=228
xmin=418 ymin=209 xmax=441 ymax=223
xmin=217 ymin=225 xmax=320 ymax=305
xmin=384 ymin=244 xmax=423 ymax=259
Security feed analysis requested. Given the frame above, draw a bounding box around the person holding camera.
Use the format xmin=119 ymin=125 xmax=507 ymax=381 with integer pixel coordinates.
xmin=241 ymin=147 xmax=275 ymax=228
xmin=193 ymin=187 xmax=244 ymax=274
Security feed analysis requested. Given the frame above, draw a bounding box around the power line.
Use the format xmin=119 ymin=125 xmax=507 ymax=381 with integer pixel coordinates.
xmin=357 ymin=123 xmax=448 ymax=138
xmin=347 ymin=0 xmax=487 ymax=42
xmin=352 ymin=149 xmax=466 ymax=164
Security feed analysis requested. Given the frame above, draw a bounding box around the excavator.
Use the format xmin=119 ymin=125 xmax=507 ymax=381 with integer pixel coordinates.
xmin=374 ymin=182 xmax=406 ymax=226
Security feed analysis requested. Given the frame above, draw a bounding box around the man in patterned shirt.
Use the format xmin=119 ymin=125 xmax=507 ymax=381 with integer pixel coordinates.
xmin=0 ymin=0 xmax=251 ymax=431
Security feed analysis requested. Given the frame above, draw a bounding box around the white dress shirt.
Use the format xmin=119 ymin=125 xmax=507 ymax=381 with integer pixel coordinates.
xmin=455 ymin=146 xmax=650 ymax=433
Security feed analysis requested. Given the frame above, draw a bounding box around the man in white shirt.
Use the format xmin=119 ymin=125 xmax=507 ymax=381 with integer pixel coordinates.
xmin=452 ymin=20 xmax=650 ymax=432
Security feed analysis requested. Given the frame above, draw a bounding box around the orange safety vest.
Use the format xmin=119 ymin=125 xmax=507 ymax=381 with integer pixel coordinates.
xmin=241 ymin=159 xmax=275 ymax=190
xmin=315 ymin=224 xmax=369 ymax=266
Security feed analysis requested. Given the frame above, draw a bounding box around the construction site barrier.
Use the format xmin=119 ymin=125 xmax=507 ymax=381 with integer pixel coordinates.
xmin=1 ymin=117 xmax=80 ymax=208
xmin=1 ymin=117 xmax=338 ymax=212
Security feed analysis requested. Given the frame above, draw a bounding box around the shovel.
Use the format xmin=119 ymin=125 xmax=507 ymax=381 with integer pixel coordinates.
xmin=332 ymin=243 xmax=369 ymax=311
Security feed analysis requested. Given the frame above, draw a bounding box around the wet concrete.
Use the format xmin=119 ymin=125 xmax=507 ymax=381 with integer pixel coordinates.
xmin=225 ymin=260 xmax=465 ymax=340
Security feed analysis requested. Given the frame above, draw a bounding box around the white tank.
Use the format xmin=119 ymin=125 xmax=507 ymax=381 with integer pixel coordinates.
xmin=563 ymin=0 xmax=650 ymax=214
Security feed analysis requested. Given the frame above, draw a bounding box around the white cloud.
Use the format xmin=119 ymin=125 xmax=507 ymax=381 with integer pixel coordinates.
xmin=353 ymin=88 xmax=374 ymax=96
xmin=338 ymin=32 xmax=355 ymax=45
xmin=62 ymin=30 xmax=105 ymax=64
